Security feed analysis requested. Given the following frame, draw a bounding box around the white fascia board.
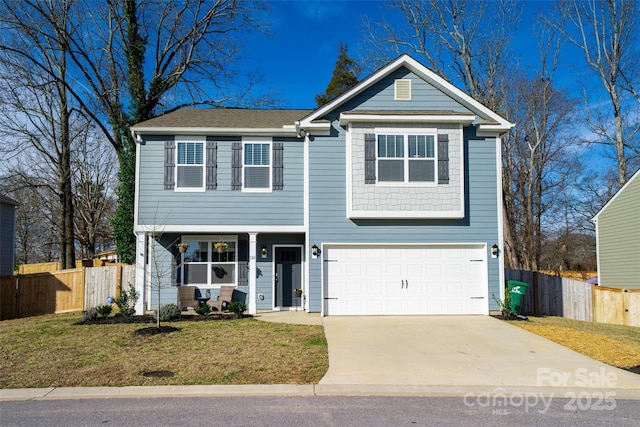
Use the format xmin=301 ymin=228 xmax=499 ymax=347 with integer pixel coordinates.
xmin=475 ymin=124 xmax=513 ymax=135
xmin=339 ymin=113 xmax=476 ymax=126
xmin=347 ymin=210 xmax=464 ymax=219
xmin=134 ymin=224 xmax=306 ymax=233
xmin=300 ymin=54 xmax=514 ymax=134
xmin=300 ymin=58 xmax=406 ymax=127
xmin=302 ymin=122 xmax=332 ymax=136
xmin=131 ymin=126 xmax=298 ymax=138
xmin=592 ymin=168 xmax=640 ymax=221
xmin=400 ymin=56 xmax=514 ymax=132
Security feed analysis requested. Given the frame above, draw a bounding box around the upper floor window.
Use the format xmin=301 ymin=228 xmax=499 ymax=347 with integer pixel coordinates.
xmin=176 ymin=138 xmax=204 ymax=190
xmin=243 ymin=139 xmax=271 ymax=190
xmin=377 ymin=133 xmax=436 ymax=183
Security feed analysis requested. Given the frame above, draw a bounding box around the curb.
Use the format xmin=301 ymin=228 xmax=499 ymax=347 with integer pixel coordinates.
xmin=3 ymin=384 xmax=640 ymax=401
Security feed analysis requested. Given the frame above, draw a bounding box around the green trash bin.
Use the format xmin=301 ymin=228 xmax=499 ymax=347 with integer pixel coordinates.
xmin=506 ymin=280 xmax=529 ymax=314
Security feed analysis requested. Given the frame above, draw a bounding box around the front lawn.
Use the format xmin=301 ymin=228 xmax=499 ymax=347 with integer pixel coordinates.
xmin=0 ymin=313 xmax=328 ymax=388
xmin=507 ymin=316 xmax=640 ymax=374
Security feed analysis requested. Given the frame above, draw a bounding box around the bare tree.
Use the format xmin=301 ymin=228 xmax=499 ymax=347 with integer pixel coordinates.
xmin=1 ymin=183 xmax=55 ymax=265
xmin=0 ymin=0 xmax=269 ymax=263
xmin=0 ymin=0 xmax=78 ymax=269
xmin=362 ymin=0 xmax=521 ymax=112
xmin=73 ymin=129 xmax=117 ymax=259
xmin=500 ymin=25 xmax=579 ymax=270
xmin=546 ymin=0 xmax=640 ymax=185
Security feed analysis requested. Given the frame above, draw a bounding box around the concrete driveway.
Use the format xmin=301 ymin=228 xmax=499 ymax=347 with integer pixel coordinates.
xmin=319 ymin=316 xmax=640 ymax=394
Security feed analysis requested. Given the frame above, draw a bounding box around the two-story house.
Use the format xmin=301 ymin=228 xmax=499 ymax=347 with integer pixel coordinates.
xmin=130 ymin=55 xmax=513 ymax=316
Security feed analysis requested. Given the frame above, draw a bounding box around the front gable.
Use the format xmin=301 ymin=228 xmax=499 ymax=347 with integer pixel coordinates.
xmin=300 ymin=55 xmax=512 ymax=134
xmin=303 ymin=59 xmax=509 ymax=220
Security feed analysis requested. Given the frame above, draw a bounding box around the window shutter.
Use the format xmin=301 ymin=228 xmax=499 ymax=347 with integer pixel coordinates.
xmin=206 ymin=141 xmax=217 ymax=190
xmin=437 ymin=134 xmax=450 ymax=184
xmin=164 ymin=140 xmax=175 ymax=190
xmin=364 ymin=133 xmax=376 ymax=184
xmin=272 ymin=142 xmax=284 ymax=190
xmin=231 ymin=142 xmax=242 ymax=190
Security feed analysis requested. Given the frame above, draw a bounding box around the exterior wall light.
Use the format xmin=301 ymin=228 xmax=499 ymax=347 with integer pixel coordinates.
xmin=491 ymin=244 xmax=499 ymax=258
xmin=261 ymin=245 xmax=267 ymax=259
xmin=311 ymin=244 xmax=319 ymax=259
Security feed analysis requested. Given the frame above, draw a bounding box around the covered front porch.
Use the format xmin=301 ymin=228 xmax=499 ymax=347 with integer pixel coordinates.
xmin=134 ymin=231 xmax=307 ymax=315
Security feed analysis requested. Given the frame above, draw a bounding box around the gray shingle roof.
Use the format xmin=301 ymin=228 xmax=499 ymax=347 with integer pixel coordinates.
xmin=133 ymin=108 xmax=312 ymax=129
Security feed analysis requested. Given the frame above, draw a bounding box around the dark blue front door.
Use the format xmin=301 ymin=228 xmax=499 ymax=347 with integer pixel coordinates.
xmin=275 ymin=247 xmax=302 ymax=308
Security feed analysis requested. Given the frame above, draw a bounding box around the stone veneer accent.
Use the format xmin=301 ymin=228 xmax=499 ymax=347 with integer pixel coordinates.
xmin=351 ymin=122 xmax=462 ymax=212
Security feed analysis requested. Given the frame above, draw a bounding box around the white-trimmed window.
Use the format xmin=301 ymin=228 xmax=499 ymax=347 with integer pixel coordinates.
xmin=377 ymin=132 xmax=436 ymax=183
xmin=176 ymin=138 xmax=205 ymax=190
xmin=243 ymin=138 xmax=271 ymax=190
xmin=181 ymin=236 xmax=237 ymax=287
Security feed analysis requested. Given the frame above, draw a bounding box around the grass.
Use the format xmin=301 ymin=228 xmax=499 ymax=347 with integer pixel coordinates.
xmin=507 ymin=316 xmax=640 ymax=374
xmin=2 ymin=312 xmax=637 ymax=389
xmin=0 ymin=313 xmax=328 ymax=389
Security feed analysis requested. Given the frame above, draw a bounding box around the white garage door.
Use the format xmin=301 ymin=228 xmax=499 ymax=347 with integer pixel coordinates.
xmin=323 ymin=245 xmax=488 ymax=315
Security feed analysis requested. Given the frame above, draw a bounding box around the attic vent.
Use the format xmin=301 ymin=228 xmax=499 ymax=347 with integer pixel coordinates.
xmin=395 ymin=79 xmax=412 ymax=101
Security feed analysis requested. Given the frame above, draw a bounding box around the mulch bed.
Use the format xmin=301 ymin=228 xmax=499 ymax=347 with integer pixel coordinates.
xmin=77 ymin=313 xmax=243 ymax=326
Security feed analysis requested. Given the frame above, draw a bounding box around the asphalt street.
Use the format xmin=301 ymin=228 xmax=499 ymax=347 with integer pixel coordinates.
xmin=2 ymin=396 xmax=639 ymax=426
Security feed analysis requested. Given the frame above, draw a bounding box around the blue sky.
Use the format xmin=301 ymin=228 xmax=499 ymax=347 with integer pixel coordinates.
xmin=235 ymin=1 xmax=639 ymax=180
xmin=239 ymin=0 xmax=568 ymax=109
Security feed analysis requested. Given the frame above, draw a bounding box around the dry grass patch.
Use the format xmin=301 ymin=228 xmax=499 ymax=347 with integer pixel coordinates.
xmin=507 ymin=316 xmax=640 ymax=374
xmin=0 ymin=312 xmax=328 ymax=389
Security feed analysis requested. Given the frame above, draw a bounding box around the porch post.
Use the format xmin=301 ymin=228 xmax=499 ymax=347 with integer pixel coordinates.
xmin=248 ymin=232 xmax=258 ymax=314
xmin=134 ymin=232 xmax=147 ymax=315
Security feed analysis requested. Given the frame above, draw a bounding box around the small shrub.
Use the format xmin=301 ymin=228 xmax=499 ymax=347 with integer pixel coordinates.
xmin=95 ymin=304 xmax=113 ymax=317
xmin=82 ymin=307 xmax=98 ymax=322
xmin=115 ymin=283 xmax=138 ymax=316
xmin=157 ymin=303 xmax=181 ymax=322
xmin=194 ymin=303 xmax=211 ymax=316
xmin=227 ymin=301 xmax=247 ymax=319
xmin=492 ymin=287 xmax=512 ymax=317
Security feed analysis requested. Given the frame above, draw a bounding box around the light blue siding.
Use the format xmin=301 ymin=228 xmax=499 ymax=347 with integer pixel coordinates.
xmin=137 ymin=136 xmax=304 ymax=227
xmin=308 ymin=128 xmax=501 ymax=311
xmin=138 ymin=61 xmax=504 ymax=314
xmin=341 ymin=68 xmax=474 ymax=113
xmin=148 ymin=235 xmax=179 ymax=309
xmin=0 ymin=200 xmax=17 ymax=276
xmin=153 ymin=232 xmax=305 ymax=308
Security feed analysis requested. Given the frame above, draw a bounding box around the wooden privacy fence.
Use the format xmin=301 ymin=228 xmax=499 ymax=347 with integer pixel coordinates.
xmin=0 ymin=269 xmax=85 ymax=320
xmin=84 ymin=265 xmax=135 ymax=309
xmin=1 ymin=264 xmax=135 ymax=320
xmin=592 ymin=286 xmax=640 ymax=328
xmin=505 ymin=269 xmax=640 ymax=327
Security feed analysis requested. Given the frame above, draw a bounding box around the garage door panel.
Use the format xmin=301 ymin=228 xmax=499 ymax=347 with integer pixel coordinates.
xmin=325 ymin=245 xmax=488 ymax=316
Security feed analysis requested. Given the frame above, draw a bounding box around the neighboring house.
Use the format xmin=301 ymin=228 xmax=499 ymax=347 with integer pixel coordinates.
xmin=0 ymin=194 xmax=19 ymax=276
xmin=130 ymin=55 xmax=513 ymax=316
xmin=593 ymin=168 xmax=640 ymax=289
